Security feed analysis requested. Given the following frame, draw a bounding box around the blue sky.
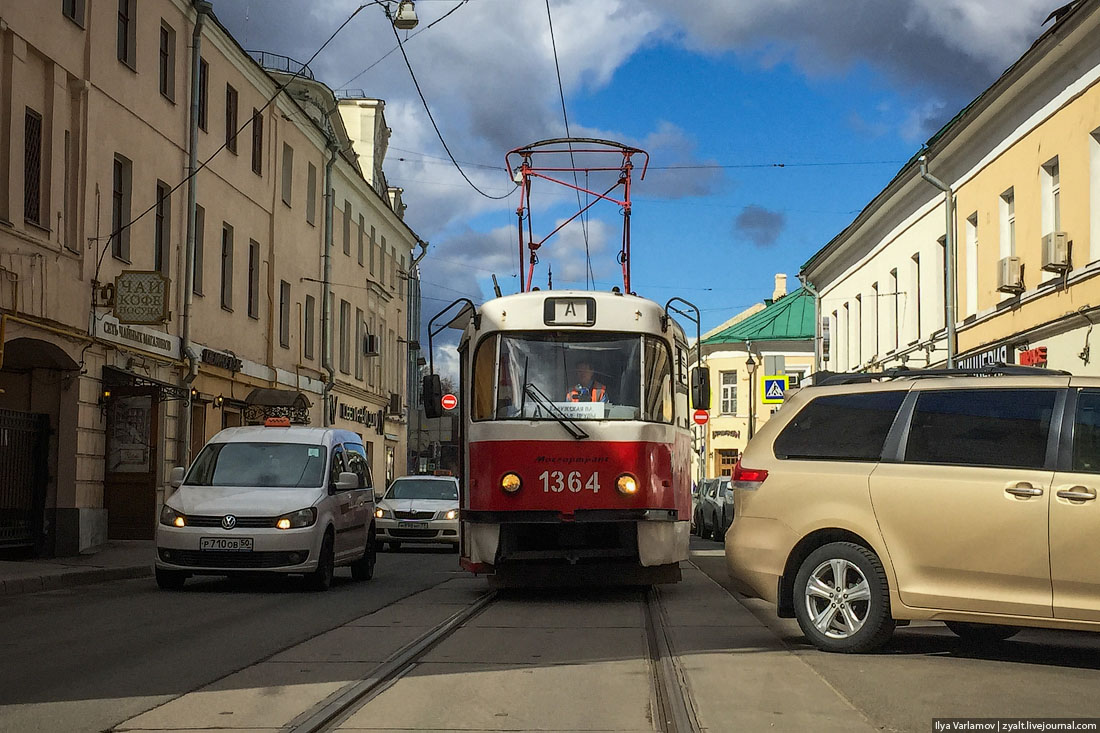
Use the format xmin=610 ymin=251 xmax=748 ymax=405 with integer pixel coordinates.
xmin=213 ymin=0 xmax=1058 ymax=365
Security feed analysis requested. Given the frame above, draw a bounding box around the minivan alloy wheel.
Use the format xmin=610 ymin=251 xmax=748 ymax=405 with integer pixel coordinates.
xmin=804 ymin=558 xmax=871 ymax=639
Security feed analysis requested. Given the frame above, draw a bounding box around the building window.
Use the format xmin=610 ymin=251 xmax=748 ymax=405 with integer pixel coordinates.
xmin=379 ymin=235 xmax=386 ymax=282
xmin=62 ymin=0 xmax=85 ymax=27
xmin=399 ymin=254 xmax=406 ymax=298
xmin=304 ymin=294 xmax=316 ymax=360
xmin=369 ymin=226 xmax=377 ymax=274
xmin=281 ymin=143 xmax=293 ymax=206
xmin=279 ymin=281 xmax=290 ymax=348
xmin=197 ymin=58 xmax=208 ymax=131
xmin=389 ymin=245 xmax=397 ymax=288
xmin=842 ymin=302 xmax=850 ymax=369
xmin=343 ymin=201 xmax=351 ymax=255
xmin=23 ymin=109 xmax=43 ymax=226
xmin=965 ymin=213 xmax=978 ymax=315
xmin=910 ymin=253 xmax=921 ymax=341
xmin=251 ymin=109 xmax=263 ymax=175
xmin=339 ymin=300 xmax=351 ymax=374
xmin=117 ymin=0 xmax=136 ymax=68
xmin=890 ymin=268 xmax=899 ymax=352
xmin=358 ymin=214 xmax=365 ymax=266
xmin=1042 ymin=157 xmax=1061 ymax=235
xmin=720 ymin=371 xmax=737 ymax=415
xmin=871 ymin=282 xmax=880 ymax=358
xmin=154 ymin=181 xmax=171 ymax=275
xmin=159 ymin=22 xmax=176 ymax=101
xmin=829 ymin=310 xmax=838 ymax=365
xmin=111 ymin=154 xmax=132 ymax=260
xmin=247 ymin=240 xmax=260 ymax=319
xmin=355 ymin=307 xmax=365 ymax=379
xmin=306 ymin=162 xmax=317 ymax=226
xmin=1000 ymin=188 xmax=1015 ymax=258
xmin=63 ymin=130 xmax=78 ymax=251
xmin=1091 ymin=129 xmax=1100 ymax=263
xmin=854 ymin=294 xmax=862 ymax=366
xmin=220 ymin=224 xmax=233 ymax=310
xmin=193 ymin=204 xmax=205 ymax=295
xmin=225 ymin=85 xmax=238 ymax=154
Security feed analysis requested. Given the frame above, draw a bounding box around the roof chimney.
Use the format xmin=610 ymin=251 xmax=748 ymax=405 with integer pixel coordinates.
xmin=773 ymin=273 xmax=787 ymax=300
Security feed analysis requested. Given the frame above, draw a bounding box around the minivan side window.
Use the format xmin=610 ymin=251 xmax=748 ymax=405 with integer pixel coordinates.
xmin=329 ymin=447 xmax=346 ymax=488
xmin=905 ymin=389 xmax=1057 ymax=469
xmin=774 ymin=391 xmax=905 ymax=461
xmin=344 ymin=443 xmax=373 ymax=489
xmin=1072 ymin=391 xmax=1100 ymax=473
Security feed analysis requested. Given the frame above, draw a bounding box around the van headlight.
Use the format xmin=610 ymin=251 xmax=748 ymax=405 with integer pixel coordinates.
xmin=160 ymin=505 xmax=186 ymax=528
xmin=275 ymin=508 xmax=317 ymax=530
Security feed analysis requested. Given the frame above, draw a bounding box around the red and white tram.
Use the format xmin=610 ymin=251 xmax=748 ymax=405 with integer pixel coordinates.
xmin=425 ymin=290 xmax=707 ymax=584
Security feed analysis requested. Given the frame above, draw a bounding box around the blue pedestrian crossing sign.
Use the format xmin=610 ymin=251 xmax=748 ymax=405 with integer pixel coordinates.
xmin=761 ymin=375 xmax=789 ymax=404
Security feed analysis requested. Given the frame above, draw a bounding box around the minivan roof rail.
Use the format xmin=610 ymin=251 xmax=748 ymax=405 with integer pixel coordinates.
xmin=810 ymin=364 xmax=1070 ymax=386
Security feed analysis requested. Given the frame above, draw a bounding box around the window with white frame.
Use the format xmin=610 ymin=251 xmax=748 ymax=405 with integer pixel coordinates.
xmin=1000 ymin=188 xmax=1015 ymax=258
xmin=889 ymin=268 xmax=899 ymax=352
xmin=720 ymin=371 xmax=737 ymax=414
xmin=871 ymin=282 xmax=880 ymax=358
xmin=910 ymin=253 xmax=921 ymax=342
xmin=1091 ymin=129 xmax=1100 ymax=263
xmin=1042 ymin=157 xmax=1061 ymax=235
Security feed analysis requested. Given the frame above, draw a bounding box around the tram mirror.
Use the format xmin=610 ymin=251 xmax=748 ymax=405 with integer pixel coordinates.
xmin=423 ymin=374 xmax=444 ymax=418
xmin=691 ymin=367 xmax=710 ymax=410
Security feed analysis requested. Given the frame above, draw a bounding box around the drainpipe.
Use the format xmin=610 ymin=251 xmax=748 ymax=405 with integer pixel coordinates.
xmin=321 ymin=143 xmax=339 ymax=425
xmin=799 ymin=273 xmax=822 ymax=373
xmin=919 ymin=154 xmax=957 ymax=368
xmin=178 ymin=1 xmax=213 ymax=466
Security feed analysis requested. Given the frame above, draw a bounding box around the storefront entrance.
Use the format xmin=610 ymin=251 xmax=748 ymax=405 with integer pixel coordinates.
xmin=104 ymin=386 xmax=159 ymax=540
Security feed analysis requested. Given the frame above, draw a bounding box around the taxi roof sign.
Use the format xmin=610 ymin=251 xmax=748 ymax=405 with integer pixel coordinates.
xmin=264 ymin=416 xmax=292 ymax=427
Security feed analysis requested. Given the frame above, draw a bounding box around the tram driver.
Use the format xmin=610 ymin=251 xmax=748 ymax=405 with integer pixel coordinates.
xmin=566 ymin=359 xmax=609 ymax=403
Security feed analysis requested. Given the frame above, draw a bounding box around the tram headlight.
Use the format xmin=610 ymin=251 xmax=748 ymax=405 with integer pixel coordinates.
xmin=616 ymin=473 xmax=639 ymax=496
xmin=501 ymin=472 xmax=522 ymax=493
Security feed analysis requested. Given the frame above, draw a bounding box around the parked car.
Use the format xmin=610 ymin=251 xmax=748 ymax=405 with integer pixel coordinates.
xmin=155 ymin=419 xmax=376 ymax=591
xmin=375 ymin=475 xmax=460 ymax=550
xmin=726 ymin=368 xmax=1100 ymax=653
xmin=695 ymin=477 xmax=733 ymax=541
xmin=692 ymin=478 xmax=714 ymax=537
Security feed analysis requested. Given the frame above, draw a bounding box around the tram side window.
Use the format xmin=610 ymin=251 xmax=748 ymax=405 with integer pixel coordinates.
xmin=643 ymin=337 xmax=673 ymax=423
xmin=472 ymin=334 xmax=497 ymax=421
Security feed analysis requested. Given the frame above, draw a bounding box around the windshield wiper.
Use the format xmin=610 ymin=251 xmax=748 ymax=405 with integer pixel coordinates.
xmin=523 ymin=382 xmax=589 ymax=440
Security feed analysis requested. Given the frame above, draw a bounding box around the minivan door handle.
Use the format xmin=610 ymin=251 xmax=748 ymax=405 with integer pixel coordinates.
xmin=1005 ymin=483 xmax=1044 ymax=497
xmin=1056 ymin=486 xmax=1097 ymax=502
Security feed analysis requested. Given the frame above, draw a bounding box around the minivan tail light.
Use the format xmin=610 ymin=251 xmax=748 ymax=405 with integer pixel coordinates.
xmin=731 ymin=459 xmax=767 ymax=490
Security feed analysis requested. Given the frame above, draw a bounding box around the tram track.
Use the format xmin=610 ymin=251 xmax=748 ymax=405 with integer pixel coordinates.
xmin=645 ymin=587 xmax=703 ymax=733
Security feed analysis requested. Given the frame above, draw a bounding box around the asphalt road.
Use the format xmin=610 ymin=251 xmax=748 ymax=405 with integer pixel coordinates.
xmin=691 ymin=537 xmax=1100 ymax=732
xmin=0 ymin=546 xmax=460 ymax=733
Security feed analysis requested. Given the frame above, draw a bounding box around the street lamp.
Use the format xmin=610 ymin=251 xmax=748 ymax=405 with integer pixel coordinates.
xmin=745 ymin=352 xmax=757 ymax=440
xmin=392 ymin=0 xmax=419 ymax=29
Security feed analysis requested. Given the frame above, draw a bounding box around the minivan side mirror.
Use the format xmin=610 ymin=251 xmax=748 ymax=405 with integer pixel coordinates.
xmin=423 ymin=374 xmax=443 ymax=419
xmin=169 ymin=466 xmax=186 ymax=489
xmin=691 ymin=367 xmax=710 ymax=410
xmin=335 ymin=471 xmax=359 ymax=492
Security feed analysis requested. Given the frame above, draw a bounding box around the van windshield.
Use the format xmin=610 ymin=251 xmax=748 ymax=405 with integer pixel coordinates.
xmin=185 ymin=442 xmax=326 ymax=488
xmin=386 ymin=479 xmax=458 ymax=501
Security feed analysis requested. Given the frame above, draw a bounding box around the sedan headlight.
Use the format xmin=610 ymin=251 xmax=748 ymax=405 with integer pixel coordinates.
xmin=438 ymin=509 xmax=458 ymax=521
xmin=275 ymin=507 xmax=317 ymax=530
xmin=160 ymin=505 xmax=186 ymax=527
xmin=375 ymin=507 xmax=393 ymax=519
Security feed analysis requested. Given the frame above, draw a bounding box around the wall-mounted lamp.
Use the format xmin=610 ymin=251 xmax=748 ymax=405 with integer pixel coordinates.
xmin=213 ymin=395 xmax=224 ymax=409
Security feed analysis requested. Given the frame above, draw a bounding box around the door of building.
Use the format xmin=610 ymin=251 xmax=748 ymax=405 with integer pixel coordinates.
xmin=104 ymin=387 xmax=159 ymax=540
xmin=0 ymin=408 xmax=50 ymax=549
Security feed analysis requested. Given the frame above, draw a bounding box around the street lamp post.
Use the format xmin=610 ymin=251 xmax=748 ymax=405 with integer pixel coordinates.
xmin=745 ymin=352 xmax=757 ymax=441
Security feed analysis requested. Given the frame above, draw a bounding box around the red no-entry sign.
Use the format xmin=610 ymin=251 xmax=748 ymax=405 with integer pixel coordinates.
xmin=693 ymin=409 xmax=709 ymax=425
xmin=441 ymin=393 xmax=458 ymax=410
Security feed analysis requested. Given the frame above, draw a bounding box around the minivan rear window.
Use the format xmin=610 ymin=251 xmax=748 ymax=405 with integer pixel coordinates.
xmin=774 ymin=391 xmax=905 ymax=461
xmin=186 ymin=442 xmax=326 ymax=487
xmin=905 ymin=389 xmax=1056 ymax=469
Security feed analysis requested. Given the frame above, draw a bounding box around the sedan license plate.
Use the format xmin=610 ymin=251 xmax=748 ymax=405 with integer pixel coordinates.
xmin=400 ymin=521 xmax=429 ymax=530
xmin=200 ymin=537 xmax=254 ymax=551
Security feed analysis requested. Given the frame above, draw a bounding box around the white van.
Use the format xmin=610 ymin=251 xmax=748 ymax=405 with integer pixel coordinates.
xmin=155 ymin=418 xmax=376 ymax=591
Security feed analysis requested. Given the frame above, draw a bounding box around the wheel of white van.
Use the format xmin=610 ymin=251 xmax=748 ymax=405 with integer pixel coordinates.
xmin=351 ymin=528 xmax=376 ymax=581
xmin=307 ymin=532 xmax=335 ymax=591
xmin=793 ymin=542 xmax=895 ymax=653
xmin=155 ymin=568 xmax=187 ymax=590
xmin=944 ymin=621 xmax=1020 ymax=644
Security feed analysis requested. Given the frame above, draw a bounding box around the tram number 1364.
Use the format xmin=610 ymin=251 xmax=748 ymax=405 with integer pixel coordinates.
xmin=538 ymin=470 xmax=601 ymax=493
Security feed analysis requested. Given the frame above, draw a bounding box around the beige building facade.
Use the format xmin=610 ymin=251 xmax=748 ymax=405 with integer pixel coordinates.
xmin=0 ymin=0 xmax=419 ymax=555
xmin=803 ymin=2 xmax=1100 ymax=378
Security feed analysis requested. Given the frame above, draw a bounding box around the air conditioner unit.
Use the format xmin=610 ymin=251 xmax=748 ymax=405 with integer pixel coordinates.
xmin=1041 ymin=231 xmax=1069 ymax=272
xmin=387 ymin=392 xmax=402 ymax=415
xmin=997 ymin=256 xmax=1024 ymax=294
xmin=362 ymin=333 xmax=379 ymax=356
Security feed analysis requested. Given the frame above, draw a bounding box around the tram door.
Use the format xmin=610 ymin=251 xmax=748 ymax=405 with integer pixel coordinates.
xmin=104 ymin=387 xmax=159 ymax=539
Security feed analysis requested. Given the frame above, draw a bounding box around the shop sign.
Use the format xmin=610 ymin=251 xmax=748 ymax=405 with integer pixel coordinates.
xmin=113 ymin=271 xmax=170 ymax=325
xmin=1019 ymin=346 xmax=1048 ymax=367
xmin=94 ymin=313 xmax=179 ymax=359
xmin=957 ymin=343 xmax=1015 ymax=370
xmin=201 ymin=348 xmax=243 ymax=372
xmin=329 ymin=399 xmax=383 ymax=432
xmin=713 ymin=429 xmax=742 ymax=439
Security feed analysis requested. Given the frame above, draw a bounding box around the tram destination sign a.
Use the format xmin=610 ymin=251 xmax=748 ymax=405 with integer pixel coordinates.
xmin=113 ymin=271 xmax=170 ymax=325
xmin=544 ymin=297 xmax=596 ymax=326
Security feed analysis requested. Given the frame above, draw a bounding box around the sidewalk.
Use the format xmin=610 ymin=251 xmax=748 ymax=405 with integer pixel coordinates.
xmin=0 ymin=540 xmax=154 ymax=597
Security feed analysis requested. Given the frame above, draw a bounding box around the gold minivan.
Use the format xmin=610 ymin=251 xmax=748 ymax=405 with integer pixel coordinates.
xmin=725 ymin=369 xmax=1100 ymax=652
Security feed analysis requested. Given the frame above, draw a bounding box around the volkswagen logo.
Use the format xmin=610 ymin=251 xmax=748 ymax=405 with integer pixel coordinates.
xmin=221 ymin=515 xmax=237 ymax=530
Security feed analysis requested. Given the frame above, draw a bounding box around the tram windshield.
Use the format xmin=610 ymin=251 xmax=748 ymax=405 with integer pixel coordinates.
xmin=473 ymin=333 xmax=673 ymax=423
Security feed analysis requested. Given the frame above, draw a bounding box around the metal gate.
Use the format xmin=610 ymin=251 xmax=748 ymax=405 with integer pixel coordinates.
xmin=0 ymin=409 xmax=50 ymax=549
